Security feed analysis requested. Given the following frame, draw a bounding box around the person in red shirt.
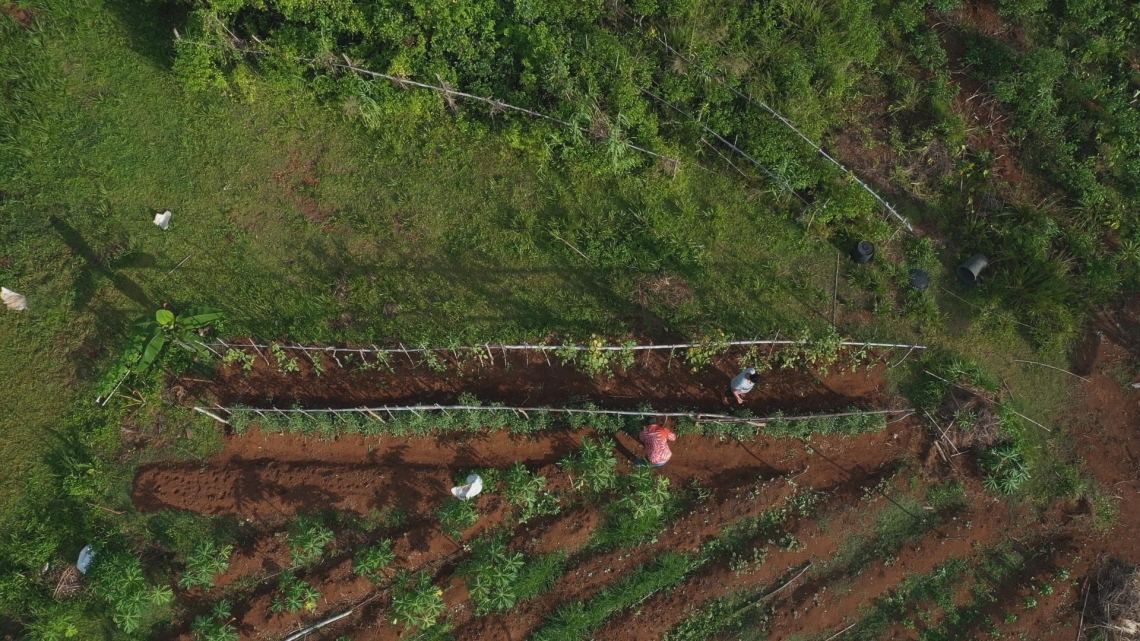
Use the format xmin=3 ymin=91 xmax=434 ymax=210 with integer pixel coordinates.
xmin=638 ymin=419 xmax=677 ymax=467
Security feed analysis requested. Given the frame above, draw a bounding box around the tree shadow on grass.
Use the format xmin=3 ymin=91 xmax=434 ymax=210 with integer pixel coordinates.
xmin=49 ymin=215 xmax=155 ymax=312
xmin=102 ymin=0 xmax=190 ymax=70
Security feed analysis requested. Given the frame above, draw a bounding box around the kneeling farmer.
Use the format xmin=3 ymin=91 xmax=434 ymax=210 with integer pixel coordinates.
xmin=639 ymin=419 xmax=677 ymax=467
xmin=726 ymin=367 xmax=759 ymax=405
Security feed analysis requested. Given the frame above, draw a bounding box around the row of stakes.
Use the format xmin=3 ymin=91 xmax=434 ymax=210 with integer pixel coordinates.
xmin=851 ymin=241 xmax=987 ymax=289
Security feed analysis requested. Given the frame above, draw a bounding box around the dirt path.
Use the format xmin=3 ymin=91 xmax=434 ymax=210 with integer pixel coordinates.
xmin=180 ymin=344 xmax=900 ymax=415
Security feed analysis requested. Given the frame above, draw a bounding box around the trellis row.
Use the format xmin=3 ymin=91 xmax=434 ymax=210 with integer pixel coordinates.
xmin=193 ymin=404 xmax=914 ymax=426
xmin=205 ymin=338 xmax=927 ymax=356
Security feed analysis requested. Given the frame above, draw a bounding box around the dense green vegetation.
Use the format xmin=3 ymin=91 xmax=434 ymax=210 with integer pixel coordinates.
xmin=0 ymin=0 xmax=1135 ymax=636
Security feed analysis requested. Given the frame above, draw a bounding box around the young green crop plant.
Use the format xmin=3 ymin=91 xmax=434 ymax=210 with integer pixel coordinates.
xmin=461 ymin=537 xmax=525 ymax=614
xmin=981 ymin=442 xmax=1031 ymax=494
xmin=221 ymin=348 xmax=256 ymax=374
xmin=354 ymin=539 xmax=396 ymax=582
xmin=502 ymin=462 xmax=561 ymax=523
xmin=286 ymin=515 xmax=335 ymax=565
xmin=89 ymin=551 xmax=174 ymax=633
xmin=560 ymin=437 xmax=617 ymax=492
xmin=390 ymin=570 xmax=446 ymax=629
xmin=192 ymin=600 xmax=238 ymax=641
xmin=179 ymin=540 xmax=234 ymax=590
xmin=437 ymin=498 xmax=478 ymax=538
xmin=271 ymin=572 xmax=321 ymax=613
xmin=270 ymin=343 xmax=301 ymax=373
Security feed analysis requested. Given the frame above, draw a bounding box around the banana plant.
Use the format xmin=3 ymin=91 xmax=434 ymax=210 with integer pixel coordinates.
xmin=135 ymin=306 xmax=224 ymax=373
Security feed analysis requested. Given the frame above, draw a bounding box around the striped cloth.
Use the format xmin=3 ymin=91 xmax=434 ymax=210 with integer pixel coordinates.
xmin=640 ymin=424 xmax=676 ymax=465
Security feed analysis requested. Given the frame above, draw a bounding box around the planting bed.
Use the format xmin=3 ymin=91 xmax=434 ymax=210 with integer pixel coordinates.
xmin=180 ymin=343 xmax=898 ymax=415
xmin=133 ymin=333 xmax=1140 ymax=641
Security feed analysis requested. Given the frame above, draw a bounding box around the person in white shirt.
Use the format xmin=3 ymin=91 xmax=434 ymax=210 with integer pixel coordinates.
xmin=725 ymin=367 xmax=759 ymax=405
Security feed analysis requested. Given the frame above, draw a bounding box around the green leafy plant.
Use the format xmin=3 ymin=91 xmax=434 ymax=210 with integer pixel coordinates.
xmin=685 ymin=330 xmax=729 ymax=370
xmin=135 ymin=307 xmax=223 ymax=373
xmin=286 ymin=515 xmax=335 ymax=565
xmin=593 ymin=467 xmax=676 ymax=549
xmin=271 ymin=572 xmax=321 ymax=613
xmin=354 ymin=540 xmax=396 ymax=582
xmin=460 ymin=537 xmax=525 ymax=614
xmin=221 ymin=348 xmax=256 ymax=374
xmin=89 ymin=550 xmax=174 ymax=633
xmin=192 ymin=600 xmax=238 ymax=641
xmin=179 ymin=540 xmax=234 ymax=590
xmin=981 ymin=442 xmax=1031 ymax=494
xmin=559 ymin=437 xmax=617 ymax=492
xmin=390 ymin=570 xmax=445 ymax=629
xmin=502 ymin=463 xmax=560 ymax=523
xmin=270 ymin=344 xmax=300 ymax=373
xmin=437 ymin=498 xmax=478 ymax=538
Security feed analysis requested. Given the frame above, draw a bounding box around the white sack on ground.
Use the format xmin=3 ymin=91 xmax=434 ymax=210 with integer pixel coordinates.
xmin=154 ymin=210 xmax=172 ymax=230
xmin=1 ymin=287 xmax=26 ymax=311
xmin=451 ymin=474 xmax=483 ymax=500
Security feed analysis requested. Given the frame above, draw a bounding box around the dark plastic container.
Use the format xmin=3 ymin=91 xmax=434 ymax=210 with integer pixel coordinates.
xmin=852 ymin=241 xmax=875 ymax=264
xmin=909 ymin=269 xmax=930 ymax=290
xmin=956 ymin=254 xmax=989 ymax=285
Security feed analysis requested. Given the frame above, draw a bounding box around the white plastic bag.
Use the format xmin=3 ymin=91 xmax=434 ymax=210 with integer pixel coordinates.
xmin=153 ymin=210 xmax=172 ymax=230
xmin=76 ymin=545 xmax=95 ymax=574
xmin=1 ymin=287 xmax=26 ymax=311
xmin=450 ymin=474 xmax=483 ymax=500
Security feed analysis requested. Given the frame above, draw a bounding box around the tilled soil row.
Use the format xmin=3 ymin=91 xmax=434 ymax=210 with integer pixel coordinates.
xmin=141 ymin=423 xmax=921 ymax=641
xmin=764 ymin=482 xmax=1011 ymax=640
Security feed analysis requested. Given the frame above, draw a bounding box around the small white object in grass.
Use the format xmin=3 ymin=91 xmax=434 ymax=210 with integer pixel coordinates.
xmin=1 ymin=287 xmax=26 ymax=311
xmin=154 ymin=210 xmax=172 ymax=230
xmin=1132 ymin=382 xmax=1140 ymax=389
xmin=451 ymin=474 xmax=483 ymax=500
xmin=77 ymin=545 xmax=95 ymax=574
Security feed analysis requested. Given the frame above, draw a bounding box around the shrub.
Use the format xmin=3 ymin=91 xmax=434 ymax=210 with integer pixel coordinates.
xmin=179 ymin=540 xmax=233 ymax=590
xmin=390 ymin=570 xmax=446 ymax=629
xmin=354 ymin=540 xmax=396 ymax=582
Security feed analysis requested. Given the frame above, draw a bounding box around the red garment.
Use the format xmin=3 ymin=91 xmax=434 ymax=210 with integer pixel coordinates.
xmin=640 ymin=424 xmax=677 ymax=465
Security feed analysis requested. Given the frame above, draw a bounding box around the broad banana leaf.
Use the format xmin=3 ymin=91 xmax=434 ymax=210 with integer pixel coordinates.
xmin=155 ymin=309 xmax=176 ymax=326
xmin=135 ymin=331 xmax=169 ymax=372
xmin=176 ymin=307 xmax=223 ymax=329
